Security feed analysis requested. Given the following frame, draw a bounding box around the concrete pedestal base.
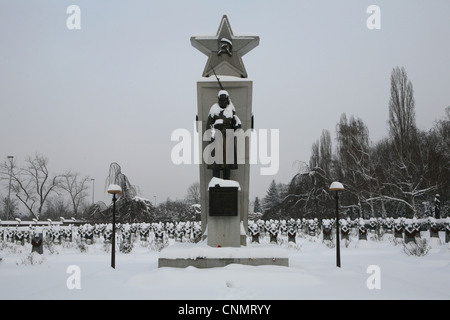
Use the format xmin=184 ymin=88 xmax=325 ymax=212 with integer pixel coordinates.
xmin=158 ymin=257 xmax=288 ymax=268
xmin=158 ymin=243 xmax=289 ymax=268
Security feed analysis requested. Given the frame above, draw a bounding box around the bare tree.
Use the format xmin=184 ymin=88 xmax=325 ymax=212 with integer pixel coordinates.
xmin=0 ymin=195 xmax=19 ymax=219
xmin=104 ymin=162 xmax=144 ymax=223
xmin=336 ymin=113 xmax=378 ymax=217
xmin=388 ymin=66 xmax=417 ymax=160
xmin=386 ymin=67 xmax=436 ymax=217
xmin=0 ymin=154 xmax=60 ymax=220
xmin=42 ymin=195 xmax=71 ymax=220
xmin=185 ymin=181 xmax=200 ymax=204
xmin=105 ymin=162 xmax=137 ymax=199
xmin=285 ymin=129 xmax=334 ymax=218
xmin=318 ymin=129 xmax=333 ymax=178
xmin=60 ymin=171 xmax=90 ymax=219
xmin=428 ymin=107 xmax=450 ymax=199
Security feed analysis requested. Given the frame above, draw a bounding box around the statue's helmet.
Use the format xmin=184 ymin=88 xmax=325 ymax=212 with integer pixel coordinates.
xmin=218 ymin=90 xmax=230 ymax=108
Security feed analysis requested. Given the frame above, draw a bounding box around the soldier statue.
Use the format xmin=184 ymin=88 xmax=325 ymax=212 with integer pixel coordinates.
xmin=206 ymin=90 xmax=241 ymax=180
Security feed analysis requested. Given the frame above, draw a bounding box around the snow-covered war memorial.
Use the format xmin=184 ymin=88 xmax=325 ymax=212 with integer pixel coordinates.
xmin=1 ymin=15 xmax=450 ymax=301
xmin=159 ymin=15 xmax=289 ymax=268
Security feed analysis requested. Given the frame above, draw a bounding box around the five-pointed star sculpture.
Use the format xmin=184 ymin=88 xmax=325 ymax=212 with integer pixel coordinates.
xmin=191 ymin=15 xmax=259 ymax=78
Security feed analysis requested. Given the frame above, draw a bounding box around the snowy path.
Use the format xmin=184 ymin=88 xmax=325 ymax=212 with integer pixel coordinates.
xmin=1 ymin=238 xmax=449 ymax=300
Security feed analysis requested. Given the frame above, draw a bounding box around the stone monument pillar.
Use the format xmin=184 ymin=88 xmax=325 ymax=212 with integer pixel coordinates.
xmin=191 ymin=15 xmax=259 ymax=247
xmin=159 ymin=16 xmax=288 ymax=268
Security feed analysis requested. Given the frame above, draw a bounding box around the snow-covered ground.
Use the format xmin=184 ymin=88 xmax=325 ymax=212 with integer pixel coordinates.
xmin=0 ymin=233 xmax=449 ymax=300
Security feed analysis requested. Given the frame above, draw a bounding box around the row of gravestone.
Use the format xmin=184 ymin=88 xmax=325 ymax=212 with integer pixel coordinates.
xmin=2 ymin=217 xmax=449 ymax=249
xmin=0 ymin=221 xmax=204 ymax=248
xmin=248 ymin=217 xmax=450 ymax=244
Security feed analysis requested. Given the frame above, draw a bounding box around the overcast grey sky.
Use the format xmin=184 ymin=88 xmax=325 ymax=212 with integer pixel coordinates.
xmin=1 ymin=0 xmax=449 ymax=208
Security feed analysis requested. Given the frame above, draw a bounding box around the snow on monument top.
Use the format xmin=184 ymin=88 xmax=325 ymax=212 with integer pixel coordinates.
xmin=208 ymin=177 xmax=241 ymax=190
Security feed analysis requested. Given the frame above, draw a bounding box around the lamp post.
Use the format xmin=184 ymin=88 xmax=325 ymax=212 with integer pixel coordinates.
xmin=107 ymin=184 xmax=122 ymax=269
xmin=6 ymin=156 xmax=14 ymax=221
xmin=330 ymin=181 xmax=344 ymax=268
xmin=91 ymin=178 xmax=95 ymax=205
xmin=154 ymin=196 xmax=156 ymax=207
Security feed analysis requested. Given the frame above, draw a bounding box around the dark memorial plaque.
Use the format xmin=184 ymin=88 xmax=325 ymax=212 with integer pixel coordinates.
xmin=209 ymin=187 xmax=238 ymax=216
